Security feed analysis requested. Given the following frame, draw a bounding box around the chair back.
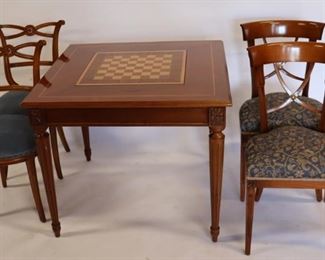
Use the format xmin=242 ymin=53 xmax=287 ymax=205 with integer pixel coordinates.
xmin=247 ymin=42 xmax=325 ymax=133
xmin=0 ymin=40 xmax=46 ymax=91
xmin=241 ymin=20 xmax=325 ymax=97
xmin=0 ymin=21 xmax=65 ymax=85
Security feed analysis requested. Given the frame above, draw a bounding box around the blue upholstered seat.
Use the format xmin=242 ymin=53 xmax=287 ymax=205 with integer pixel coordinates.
xmin=0 ymin=91 xmax=29 ymax=115
xmin=246 ymin=126 xmax=325 ymax=180
xmin=240 ymin=92 xmax=322 ymax=132
xmin=0 ymin=114 xmax=36 ymax=159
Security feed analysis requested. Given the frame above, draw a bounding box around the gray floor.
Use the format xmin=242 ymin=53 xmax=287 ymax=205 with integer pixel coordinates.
xmin=0 ymin=127 xmax=324 ymax=260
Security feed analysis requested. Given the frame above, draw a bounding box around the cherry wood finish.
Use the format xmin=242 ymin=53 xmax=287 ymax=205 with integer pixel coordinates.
xmin=239 ymin=20 xmax=325 ymax=201
xmin=0 ymin=20 xmax=91 ymax=161
xmin=22 ymin=41 xmax=232 ymax=239
xmin=244 ymin=42 xmax=325 ymax=255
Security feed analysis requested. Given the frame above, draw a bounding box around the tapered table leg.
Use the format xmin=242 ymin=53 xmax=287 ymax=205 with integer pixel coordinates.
xmin=209 ymin=126 xmax=225 ymax=242
xmin=49 ymin=126 xmax=64 ymax=179
xmin=81 ymin=126 xmax=91 ymax=161
xmin=208 ymin=107 xmax=226 ymax=243
xmin=36 ymin=130 xmax=61 ymax=237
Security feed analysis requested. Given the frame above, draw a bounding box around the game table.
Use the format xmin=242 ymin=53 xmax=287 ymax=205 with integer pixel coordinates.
xmin=22 ymin=41 xmax=232 ymax=240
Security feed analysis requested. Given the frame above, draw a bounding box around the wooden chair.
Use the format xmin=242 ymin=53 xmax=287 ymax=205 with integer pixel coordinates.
xmin=0 ymin=23 xmax=65 ymax=179
xmin=244 ymin=41 xmax=325 ymax=255
xmin=0 ymin=21 xmax=92 ymax=167
xmin=0 ymin=41 xmax=46 ymax=222
xmin=239 ymin=20 xmax=325 ymax=201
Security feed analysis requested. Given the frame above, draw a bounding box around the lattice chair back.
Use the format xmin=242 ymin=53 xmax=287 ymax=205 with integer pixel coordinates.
xmin=247 ymin=42 xmax=325 ymax=133
xmin=241 ymin=20 xmax=325 ymax=97
xmin=0 ymin=20 xmax=65 ymax=85
xmin=0 ymin=39 xmax=46 ymax=91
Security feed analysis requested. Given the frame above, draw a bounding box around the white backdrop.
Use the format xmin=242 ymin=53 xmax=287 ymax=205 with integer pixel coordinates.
xmin=0 ymin=0 xmax=324 ymax=145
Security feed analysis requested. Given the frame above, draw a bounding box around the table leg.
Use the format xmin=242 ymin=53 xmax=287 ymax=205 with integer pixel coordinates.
xmin=209 ymin=126 xmax=224 ymax=242
xmin=81 ymin=126 xmax=91 ymax=161
xmin=208 ymin=107 xmax=226 ymax=243
xmin=36 ymin=130 xmax=61 ymax=237
xmin=49 ymin=126 xmax=64 ymax=180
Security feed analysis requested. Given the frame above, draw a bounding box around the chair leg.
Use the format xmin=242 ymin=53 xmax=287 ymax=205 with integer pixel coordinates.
xmin=81 ymin=126 xmax=91 ymax=161
xmin=56 ymin=126 xmax=71 ymax=152
xmin=245 ymin=181 xmax=256 ymax=255
xmin=0 ymin=165 xmax=8 ymax=188
xmin=26 ymin=156 xmax=46 ymax=223
xmin=315 ymin=189 xmax=322 ymax=202
xmin=255 ymin=187 xmax=263 ymax=202
xmin=49 ymin=127 xmax=64 ymax=180
xmin=240 ymin=134 xmax=246 ymax=201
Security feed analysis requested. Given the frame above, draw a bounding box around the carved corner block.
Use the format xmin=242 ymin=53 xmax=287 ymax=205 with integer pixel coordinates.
xmin=29 ymin=110 xmax=45 ymax=125
xmin=28 ymin=109 xmax=48 ymax=135
xmin=208 ymin=107 xmax=225 ymax=129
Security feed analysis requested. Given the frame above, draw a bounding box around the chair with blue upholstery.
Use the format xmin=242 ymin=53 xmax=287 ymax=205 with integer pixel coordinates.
xmin=239 ymin=20 xmax=325 ymax=201
xmin=0 ymin=21 xmax=92 ymax=177
xmin=244 ymin=41 xmax=325 ymax=255
xmin=0 ymin=23 xmax=65 ymax=180
xmin=0 ymin=42 xmax=46 ymax=222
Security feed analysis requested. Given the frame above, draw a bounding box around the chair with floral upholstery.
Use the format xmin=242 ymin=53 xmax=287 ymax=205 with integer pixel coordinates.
xmin=239 ymin=20 xmax=325 ymax=201
xmin=244 ymin=41 xmax=325 ymax=255
xmin=0 ymin=41 xmax=46 ymax=222
xmin=0 ymin=21 xmax=92 ymax=179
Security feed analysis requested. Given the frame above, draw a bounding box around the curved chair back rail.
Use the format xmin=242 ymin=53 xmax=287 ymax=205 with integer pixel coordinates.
xmin=241 ymin=20 xmax=325 ymax=45
xmin=0 ymin=20 xmax=65 ymax=66
xmin=0 ymin=40 xmax=46 ymax=89
xmin=241 ymin=20 xmax=325 ymax=98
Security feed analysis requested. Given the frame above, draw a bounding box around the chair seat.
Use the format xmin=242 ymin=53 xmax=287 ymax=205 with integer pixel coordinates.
xmin=240 ymin=92 xmax=322 ymax=132
xmin=0 ymin=91 xmax=29 ymax=115
xmin=0 ymin=114 xmax=36 ymax=159
xmin=246 ymin=126 xmax=325 ymax=180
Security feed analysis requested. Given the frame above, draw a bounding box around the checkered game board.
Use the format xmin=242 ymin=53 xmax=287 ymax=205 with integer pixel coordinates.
xmin=76 ymin=50 xmax=186 ymax=85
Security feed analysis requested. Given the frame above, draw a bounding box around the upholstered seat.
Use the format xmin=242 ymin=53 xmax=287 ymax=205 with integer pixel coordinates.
xmin=0 ymin=91 xmax=28 ymax=115
xmin=246 ymin=126 xmax=325 ymax=180
xmin=240 ymin=92 xmax=322 ymax=132
xmin=0 ymin=114 xmax=36 ymax=159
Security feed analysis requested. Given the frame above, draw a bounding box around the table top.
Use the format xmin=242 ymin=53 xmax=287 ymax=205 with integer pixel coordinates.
xmin=22 ymin=41 xmax=232 ymax=109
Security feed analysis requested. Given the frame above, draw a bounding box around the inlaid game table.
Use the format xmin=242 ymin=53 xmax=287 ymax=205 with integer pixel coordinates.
xmin=22 ymin=41 xmax=232 ymax=240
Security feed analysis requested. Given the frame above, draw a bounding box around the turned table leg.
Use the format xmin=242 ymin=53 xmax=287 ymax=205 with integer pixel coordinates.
xmin=35 ymin=129 xmax=61 ymax=237
xmin=81 ymin=126 xmax=91 ymax=161
xmin=208 ymin=107 xmax=226 ymax=242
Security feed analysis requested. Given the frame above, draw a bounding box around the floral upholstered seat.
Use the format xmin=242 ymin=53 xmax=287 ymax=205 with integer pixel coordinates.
xmin=240 ymin=92 xmax=322 ymax=133
xmin=246 ymin=125 xmax=325 ymax=180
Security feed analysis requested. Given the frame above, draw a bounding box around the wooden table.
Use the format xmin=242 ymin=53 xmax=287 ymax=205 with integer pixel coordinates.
xmin=22 ymin=41 xmax=232 ymax=241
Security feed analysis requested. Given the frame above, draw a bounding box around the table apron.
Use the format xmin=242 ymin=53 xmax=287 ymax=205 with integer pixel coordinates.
xmin=30 ymin=107 xmax=223 ymax=127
